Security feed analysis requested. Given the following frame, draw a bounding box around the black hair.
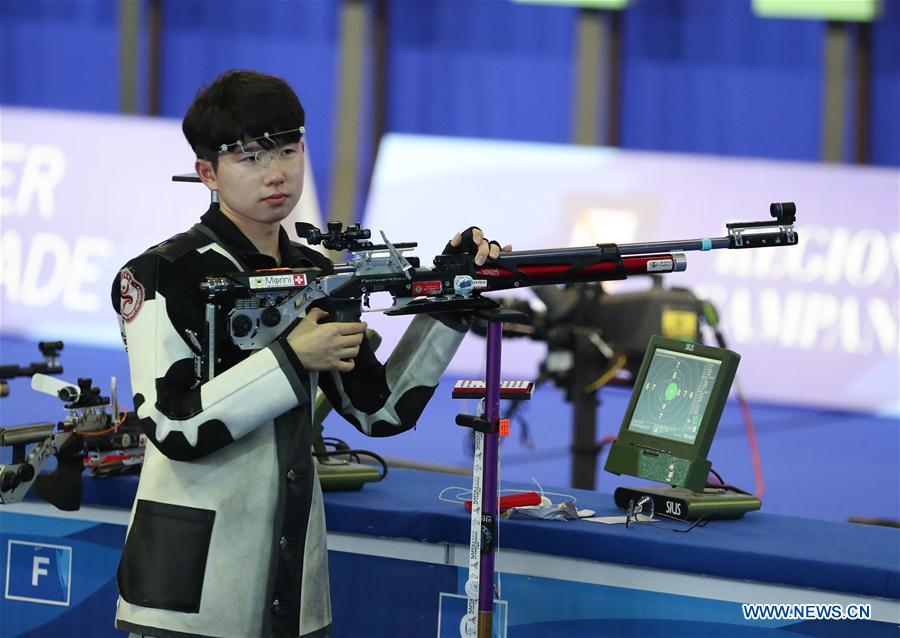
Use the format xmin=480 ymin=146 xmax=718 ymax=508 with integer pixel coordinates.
xmin=182 ymin=70 xmax=305 ymax=167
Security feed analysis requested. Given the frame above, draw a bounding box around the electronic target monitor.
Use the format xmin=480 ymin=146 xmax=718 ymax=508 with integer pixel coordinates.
xmin=605 ymin=336 xmax=740 ymax=493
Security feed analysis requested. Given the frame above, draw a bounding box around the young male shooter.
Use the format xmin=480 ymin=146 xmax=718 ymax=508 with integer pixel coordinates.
xmin=111 ymin=70 xmax=509 ymax=638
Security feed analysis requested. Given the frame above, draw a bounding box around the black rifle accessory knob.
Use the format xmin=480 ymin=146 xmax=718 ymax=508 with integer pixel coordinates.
xmin=770 ymin=202 xmax=795 ymax=218
xmin=1 ymin=469 xmax=19 ymax=492
xmin=77 ymin=378 xmax=95 ymax=396
xmin=58 ymin=386 xmax=79 ymax=403
xmin=0 ymin=463 xmax=34 ymax=492
xmin=18 ymin=463 xmax=35 ymax=483
xmin=296 ymin=222 xmax=323 ymax=244
xmin=232 ymin=314 xmax=254 ymax=338
xmin=261 ymin=306 xmax=282 ymax=327
xmin=39 ymin=341 xmax=64 ymax=356
xmin=770 ymin=202 xmax=796 ymax=224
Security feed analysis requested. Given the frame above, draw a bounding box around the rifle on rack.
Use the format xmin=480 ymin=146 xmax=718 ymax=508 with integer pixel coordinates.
xmin=0 ymin=365 xmax=143 ymax=511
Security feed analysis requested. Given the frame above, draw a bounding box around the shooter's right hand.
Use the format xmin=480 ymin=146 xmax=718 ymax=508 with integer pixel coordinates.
xmin=286 ymin=308 xmax=367 ymax=373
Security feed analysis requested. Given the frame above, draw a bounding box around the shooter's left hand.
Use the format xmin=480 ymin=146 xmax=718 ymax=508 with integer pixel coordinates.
xmin=445 ymin=226 xmax=512 ymax=266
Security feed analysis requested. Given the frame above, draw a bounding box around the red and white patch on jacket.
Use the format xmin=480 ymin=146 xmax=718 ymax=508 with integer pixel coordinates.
xmin=119 ymin=268 xmax=145 ymax=323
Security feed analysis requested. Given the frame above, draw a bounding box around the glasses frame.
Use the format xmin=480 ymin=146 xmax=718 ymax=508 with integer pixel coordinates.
xmin=217 ymin=126 xmax=305 ymax=169
xmin=624 ymin=495 xmax=711 ymax=533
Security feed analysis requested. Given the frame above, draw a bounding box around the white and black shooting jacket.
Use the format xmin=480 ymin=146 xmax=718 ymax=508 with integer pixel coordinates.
xmin=111 ymin=206 xmax=467 ymax=638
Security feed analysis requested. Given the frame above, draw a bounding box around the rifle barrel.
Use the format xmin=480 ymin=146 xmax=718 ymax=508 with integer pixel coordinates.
xmin=619 ymin=237 xmax=731 ymax=254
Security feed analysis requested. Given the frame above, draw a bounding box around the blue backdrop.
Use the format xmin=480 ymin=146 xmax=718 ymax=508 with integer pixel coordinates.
xmin=2 ymin=0 xmax=898 ymax=222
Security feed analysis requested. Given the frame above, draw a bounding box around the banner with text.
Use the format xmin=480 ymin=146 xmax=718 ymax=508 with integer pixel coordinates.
xmin=0 ymin=107 xmax=322 ymax=345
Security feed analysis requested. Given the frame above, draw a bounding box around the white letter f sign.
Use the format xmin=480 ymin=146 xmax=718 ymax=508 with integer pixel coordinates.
xmin=32 ymin=555 xmax=50 ymax=586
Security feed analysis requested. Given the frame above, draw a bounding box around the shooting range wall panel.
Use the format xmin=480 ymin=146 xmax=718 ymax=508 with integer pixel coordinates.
xmin=386 ymin=0 xmax=576 ymax=144
xmin=618 ymin=0 xmax=825 ymax=162
xmin=3 ymin=1 xmax=898 ymax=179
xmin=0 ymin=1 xmax=120 ymax=114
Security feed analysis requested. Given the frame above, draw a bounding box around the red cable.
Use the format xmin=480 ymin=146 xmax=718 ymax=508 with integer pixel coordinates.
xmin=736 ymin=388 xmax=765 ymax=498
xmin=711 ymin=322 xmax=765 ymax=498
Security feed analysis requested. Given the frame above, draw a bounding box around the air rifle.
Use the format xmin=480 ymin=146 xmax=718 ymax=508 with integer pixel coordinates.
xmin=0 ymin=374 xmax=144 ymax=510
xmin=199 ymin=203 xmax=797 ymax=371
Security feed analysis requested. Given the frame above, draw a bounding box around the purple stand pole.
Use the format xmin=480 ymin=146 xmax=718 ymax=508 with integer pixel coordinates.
xmin=478 ymin=319 xmax=502 ymax=637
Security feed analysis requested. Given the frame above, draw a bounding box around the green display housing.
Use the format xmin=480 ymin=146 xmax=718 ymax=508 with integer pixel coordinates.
xmin=604 ymin=336 xmax=741 ymax=493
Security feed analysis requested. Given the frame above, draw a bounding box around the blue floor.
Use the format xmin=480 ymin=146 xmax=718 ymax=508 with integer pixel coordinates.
xmin=2 ymin=335 xmax=898 ymax=523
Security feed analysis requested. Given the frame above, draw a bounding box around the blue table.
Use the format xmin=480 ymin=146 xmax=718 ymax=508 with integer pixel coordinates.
xmin=2 ymin=468 xmax=898 ymax=637
xmin=324 ymin=468 xmax=900 ymax=637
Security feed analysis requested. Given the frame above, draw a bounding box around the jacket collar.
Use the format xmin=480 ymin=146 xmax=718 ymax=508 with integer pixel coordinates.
xmin=199 ymin=204 xmax=319 ymax=269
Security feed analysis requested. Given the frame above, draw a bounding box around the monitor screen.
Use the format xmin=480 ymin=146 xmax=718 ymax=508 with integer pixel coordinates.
xmin=626 ymin=348 xmax=723 ymax=446
xmin=604 ymin=336 xmax=740 ymax=491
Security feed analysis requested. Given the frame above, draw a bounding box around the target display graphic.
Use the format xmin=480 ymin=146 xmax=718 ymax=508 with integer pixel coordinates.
xmin=627 ymin=348 xmax=722 ymax=445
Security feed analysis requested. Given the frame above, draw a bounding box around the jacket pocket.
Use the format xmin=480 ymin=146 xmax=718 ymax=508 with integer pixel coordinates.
xmin=118 ymin=499 xmax=216 ymax=613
